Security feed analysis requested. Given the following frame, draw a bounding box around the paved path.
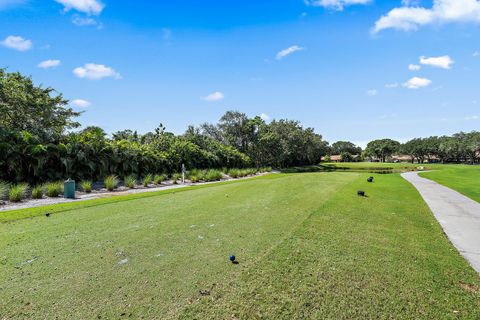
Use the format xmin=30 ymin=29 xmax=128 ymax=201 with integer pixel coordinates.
xmin=402 ymin=171 xmax=480 ymax=273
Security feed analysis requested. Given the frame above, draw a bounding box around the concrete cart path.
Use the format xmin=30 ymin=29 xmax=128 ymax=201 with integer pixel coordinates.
xmin=402 ymin=171 xmax=480 ymax=273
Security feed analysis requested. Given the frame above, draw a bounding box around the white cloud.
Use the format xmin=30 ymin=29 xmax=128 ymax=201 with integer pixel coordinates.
xmin=385 ymin=83 xmax=399 ymax=88
xmin=305 ymin=0 xmax=371 ymax=11
xmin=420 ymin=55 xmax=454 ymax=69
xmin=408 ymin=64 xmax=421 ymax=71
xmin=1 ymin=35 xmax=32 ymax=51
xmin=202 ymin=91 xmax=224 ymax=102
xmin=366 ymin=89 xmax=377 ymax=96
xmin=55 ymin=0 xmax=104 ymax=15
xmin=73 ymin=63 xmax=121 ymax=80
xmin=38 ymin=59 xmax=61 ymax=69
xmin=71 ymin=99 xmax=91 ymax=108
xmin=373 ymin=0 xmax=480 ymax=33
xmin=403 ymin=77 xmax=432 ymax=89
xmin=260 ymin=113 xmax=270 ymax=121
xmin=276 ymin=45 xmax=304 ymax=60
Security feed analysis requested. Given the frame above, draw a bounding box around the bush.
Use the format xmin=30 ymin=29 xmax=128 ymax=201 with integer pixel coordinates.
xmin=9 ymin=183 xmax=29 ymax=202
xmin=190 ymin=175 xmax=199 ymax=183
xmin=171 ymin=173 xmax=182 ymax=184
xmin=124 ymin=175 xmax=136 ymax=189
xmin=204 ymin=169 xmax=223 ymax=182
xmin=153 ymin=174 xmax=167 ymax=185
xmin=31 ymin=185 xmax=43 ymax=199
xmin=143 ymin=174 xmax=153 ymax=187
xmin=261 ymin=166 xmax=272 ymax=172
xmin=228 ymin=169 xmax=240 ymax=178
xmin=104 ymin=175 xmax=119 ymax=191
xmin=80 ymin=180 xmax=93 ymax=193
xmin=0 ymin=181 xmax=9 ymax=200
xmin=45 ymin=182 xmax=63 ymax=197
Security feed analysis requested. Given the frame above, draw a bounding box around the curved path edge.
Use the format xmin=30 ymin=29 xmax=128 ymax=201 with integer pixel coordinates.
xmin=401 ymin=171 xmax=480 ymax=273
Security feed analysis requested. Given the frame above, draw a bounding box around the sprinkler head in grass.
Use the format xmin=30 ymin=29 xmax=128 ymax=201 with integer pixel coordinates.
xmin=357 ymin=191 xmax=365 ymax=197
xmin=367 ymin=177 xmax=374 ymax=183
xmin=45 ymin=213 xmax=50 ymax=217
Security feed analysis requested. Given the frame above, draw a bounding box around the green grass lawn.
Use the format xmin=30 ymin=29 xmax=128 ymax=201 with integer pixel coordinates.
xmin=1 ymin=173 xmax=479 ymax=319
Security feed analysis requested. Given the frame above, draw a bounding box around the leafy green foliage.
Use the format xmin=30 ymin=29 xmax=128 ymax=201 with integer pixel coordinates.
xmin=143 ymin=174 xmax=153 ymax=187
xmin=364 ymin=139 xmax=401 ymax=162
xmin=124 ymin=175 xmax=136 ymax=189
xmin=153 ymin=174 xmax=166 ymax=185
xmin=80 ymin=180 xmax=93 ymax=193
xmin=104 ymin=175 xmax=118 ymax=191
xmin=171 ymin=173 xmax=182 ymax=184
xmin=44 ymin=182 xmax=63 ymax=197
xmin=8 ymin=183 xmax=29 ymax=202
xmin=31 ymin=185 xmax=43 ymax=199
xmin=204 ymin=169 xmax=223 ymax=182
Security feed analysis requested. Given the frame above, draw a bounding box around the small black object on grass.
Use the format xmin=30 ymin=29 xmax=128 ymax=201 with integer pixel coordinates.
xmin=367 ymin=177 xmax=374 ymax=183
xmin=45 ymin=213 xmax=50 ymax=217
xmin=357 ymin=191 xmax=366 ymax=197
xmin=229 ymin=254 xmax=238 ymax=264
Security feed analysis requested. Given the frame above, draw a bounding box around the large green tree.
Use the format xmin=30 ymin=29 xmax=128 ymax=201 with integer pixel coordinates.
xmin=365 ymin=139 xmax=401 ymax=162
xmin=0 ymin=68 xmax=81 ymax=141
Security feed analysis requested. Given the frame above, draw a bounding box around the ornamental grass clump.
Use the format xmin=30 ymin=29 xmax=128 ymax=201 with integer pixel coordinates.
xmin=31 ymin=185 xmax=44 ymax=199
xmin=228 ymin=169 xmax=240 ymax=179
xmin=9 ymin=183 xmax=29 ymax=202
xmin=143 ymin=174 xmax=153 ymax=187
xmin=104 ymin=175 xmax=119 ymax=191
xmin=171 ymin=173 xmax=182 ymax=184
xmin=124 ymin=175 xmax=136 ymax=189
xmin=204 ymin=169 xmax=223 ymax=182
xmin=153 ymin=174 xmax=166 ymax=185
xmin=0 ymin=181 xmax=9 ymax=200
xmin=80 ymin=180 xmax=93 ymax=193
xmin=45 ymin=182 xmax=63 ymax=197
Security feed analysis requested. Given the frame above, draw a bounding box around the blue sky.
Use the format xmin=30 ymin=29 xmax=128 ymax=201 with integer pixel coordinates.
xmin=1 ymin=0 xmax=480 ymax=146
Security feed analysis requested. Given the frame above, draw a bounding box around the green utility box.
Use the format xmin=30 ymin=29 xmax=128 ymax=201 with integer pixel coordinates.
xmin=64 ymin=178 xmax=76 ymax=199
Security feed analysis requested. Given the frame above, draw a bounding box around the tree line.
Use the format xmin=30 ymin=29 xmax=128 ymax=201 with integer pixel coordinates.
xmin=329 ymin=134 xmax=480 ymax=164
xmin=0 ymin=69 xmax=328 ymax=183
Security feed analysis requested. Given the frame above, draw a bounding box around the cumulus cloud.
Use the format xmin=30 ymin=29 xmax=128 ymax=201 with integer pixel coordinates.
xmin=403 ymin=77 xmax=432 ymax=89
xmin=55 ymin=0 xmax=104 ymax=15
xmin=71 ymin=99 xmax=91 ymax=108
xmin=1 ymin=35 xmax=32 ymax=51
xmin=408 ymin=64 xmax=421 ymax=71
xmin=276 ymin=45 xmax=304 ymax=60
xmin=420 ymin=55 xmax=454 ymax=69
xmin=373 ymin=0 xmax=480 ymax=33
xmin=202 ymin=91 xmax=224 ymax=102
xmin=366 ymin=89 xmax=377 ymax=96
xmin=73 ymin=63 xmax=121 ymax=80
xmin=305 ymin=0 xmax=371 ymax=11
xmin=38 ymin=59 xmax=61 ymax=69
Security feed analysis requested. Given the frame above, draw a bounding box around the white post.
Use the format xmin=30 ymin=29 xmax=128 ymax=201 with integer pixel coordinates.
xmin=182 ymin=163 xmax=185 ymax=184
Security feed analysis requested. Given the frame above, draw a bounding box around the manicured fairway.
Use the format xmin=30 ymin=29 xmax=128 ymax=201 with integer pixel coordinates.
xmin=1 ymin=173 xmax=479 ymax=319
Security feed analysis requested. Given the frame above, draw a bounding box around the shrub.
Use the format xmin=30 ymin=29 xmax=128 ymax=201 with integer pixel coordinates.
xmin=204 ymin=169 xmax=223 ymax=182
xmin=143 ymin=174 xmax=153 ymax=187
xmin=153 ymin=174 xmax=167 ymax=185
xmin=104 ymin=175 xmax=119 ymax=191
xmin=171 ymin=173 xmax=182 ymax=184
xmin=45 ymin=182 xmax=63 ymax=197
xmin=261 ymin=166 xmax=272 ymax=173
xmin=228 ymin=169 xmax=240 ymax=178
xmin=80 ymin=180 xmax=93 ymax=193
xmin=0 ymin=181 xmax=9 ymax=200
xmin=31 ymin=185 xmax=43 ymax=199
xmin=9 ymin=183 xmax=29 ymax=202
xmin=190 ymin=175 xmax=199 ymax=183
xmin=124 ymin=175 xmax=136 ymax=189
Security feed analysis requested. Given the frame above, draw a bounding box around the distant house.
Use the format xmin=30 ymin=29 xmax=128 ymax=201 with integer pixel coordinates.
xmin=391 ymin=154 xmax=414 ymax=163
xmin=321 ymin=154 xmax=359 ymax=163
